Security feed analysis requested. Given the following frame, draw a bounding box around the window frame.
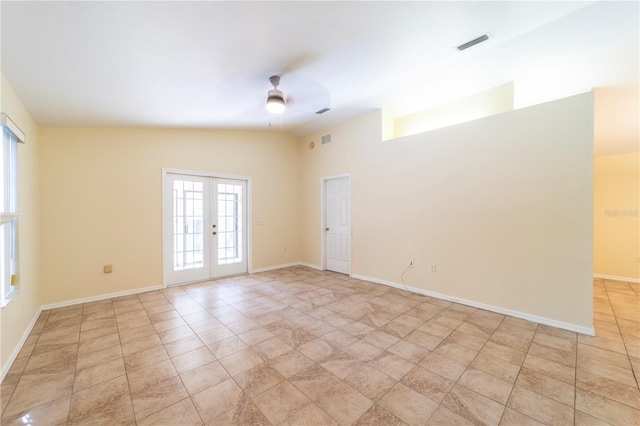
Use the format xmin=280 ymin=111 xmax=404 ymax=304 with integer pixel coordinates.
xmin=1 ymin=113 xmax=25 ymax=308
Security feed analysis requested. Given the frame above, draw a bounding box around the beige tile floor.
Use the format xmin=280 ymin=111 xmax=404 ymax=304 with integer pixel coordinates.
xmin=1 ymin=267 xmax=639 ymax=425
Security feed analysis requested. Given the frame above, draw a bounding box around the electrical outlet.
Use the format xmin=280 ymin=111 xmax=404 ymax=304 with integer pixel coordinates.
xmin=430 ymin=263 xmax=437 ymax=273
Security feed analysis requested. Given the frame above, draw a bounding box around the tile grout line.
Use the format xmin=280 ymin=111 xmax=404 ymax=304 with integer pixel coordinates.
xmin=603 ymin=280 xmax=640 ymax=390
xmin=117 ymin=296 xmax=139 ymax=425
xmin=574 ymin=292 xmax=579 ymax=426
xmin=2 ymin=310 xmax=48 ymax=422
xmin=67 ymin=302 xmax=86 ymax=424
xmin=167 ymin=290 xmax=209 ymax=426
xmin=489 ymin=314 xmax=518 ymax=425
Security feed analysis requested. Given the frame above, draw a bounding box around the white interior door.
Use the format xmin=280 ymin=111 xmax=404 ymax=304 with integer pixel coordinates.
xmin=164 ymin=173 xmax=247 ymax=286
xmin=325 ymin=176 xmax=351 ymax=274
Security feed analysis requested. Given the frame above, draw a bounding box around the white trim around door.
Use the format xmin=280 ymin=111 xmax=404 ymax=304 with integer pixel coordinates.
xmin=162 ymin=168 xmax=252 ymax=288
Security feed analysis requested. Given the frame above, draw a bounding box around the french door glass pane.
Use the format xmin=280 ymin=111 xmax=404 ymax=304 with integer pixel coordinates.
xmin=217 ymin=183 xmax=242 ymax=265
xmin=173 ymin=179 xmax=204 ymax=271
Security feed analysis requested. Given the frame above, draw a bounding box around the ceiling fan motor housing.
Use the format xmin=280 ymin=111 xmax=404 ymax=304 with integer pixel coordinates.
xmin=267 ymin=88 xmax=285 ymax=103
xmin=266 ymin=75 xmax=286 ymax=113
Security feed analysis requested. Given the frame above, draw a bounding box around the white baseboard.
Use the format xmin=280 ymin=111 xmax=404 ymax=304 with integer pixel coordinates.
xmin=352 ymin=273 xmax=595 ymax=336
xmin=251 ymin=262 xmax=323 ymax=273
xmin=351 ymin=274 xmax=407 ymax=290
xmin=250 ymin=262 xmax=301 ymax=274
xmin=40 ymin=285 xmax=163 ymax=311
xmin=593 ymin=274 xmax=640 ymax=284
xmin=1 ymin=307 xmax=42 ymax=381
xmin=298 ymin=262 xmax=323 ymax=271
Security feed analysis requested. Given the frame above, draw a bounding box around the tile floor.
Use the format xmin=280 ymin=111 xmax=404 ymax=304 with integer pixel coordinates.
xmin=1 ymin=267 xmax=639 ymax=425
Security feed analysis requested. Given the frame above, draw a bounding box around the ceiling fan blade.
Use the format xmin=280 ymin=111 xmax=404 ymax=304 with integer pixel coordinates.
xmin=285 ymin=95 xmax=295 ymax=107
xmin=280 ymin=53 xmax=319 ymax=76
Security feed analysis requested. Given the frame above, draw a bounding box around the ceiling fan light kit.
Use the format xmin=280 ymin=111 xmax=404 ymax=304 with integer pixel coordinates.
xmin=266 ymin=75 xmax=286 ymax=114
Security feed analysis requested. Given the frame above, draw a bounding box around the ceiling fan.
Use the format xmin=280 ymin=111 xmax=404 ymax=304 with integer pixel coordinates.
xmin=266 ymin=75 xmax=286 ymax=114
xmin=212 ymin=56 xmax=330 ymax=127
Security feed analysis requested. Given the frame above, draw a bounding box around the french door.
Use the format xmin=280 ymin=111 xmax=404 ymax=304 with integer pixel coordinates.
xmin=163 ymin=172 xmax=248 ymax=286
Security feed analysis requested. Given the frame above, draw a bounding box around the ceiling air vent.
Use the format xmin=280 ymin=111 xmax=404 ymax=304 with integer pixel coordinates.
xmin=456 ymin=33 xmax=490 ymax=51
xmin=316 ymin=108 xmax=331 ymax=115
xmin=321 ymin=134 xmax=332 ymax=145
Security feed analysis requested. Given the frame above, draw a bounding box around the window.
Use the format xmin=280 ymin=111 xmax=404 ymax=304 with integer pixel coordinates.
xmin=1 ymin=113 xmax=25 ymax=307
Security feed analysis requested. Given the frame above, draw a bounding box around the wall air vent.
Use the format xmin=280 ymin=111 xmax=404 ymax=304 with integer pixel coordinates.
xmin=321 ymin=134 xmax=332 ymax=145
xmin=316 ymin=108 xmax=331 ymax=115
xmin=456 ymin=33 xmax=490 ymax=51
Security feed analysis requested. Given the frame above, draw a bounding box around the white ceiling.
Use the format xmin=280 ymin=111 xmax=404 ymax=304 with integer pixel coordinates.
xmin=1 ymin=1 xmax=638 ymax=154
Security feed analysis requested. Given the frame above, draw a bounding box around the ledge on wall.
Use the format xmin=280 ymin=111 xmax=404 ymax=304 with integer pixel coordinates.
xmin=384 ymin=82 xmax=515 ymax=140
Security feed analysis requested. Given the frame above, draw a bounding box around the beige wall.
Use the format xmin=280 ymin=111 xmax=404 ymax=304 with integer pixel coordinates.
xmin=594 ymin=153 xmax=640 ymax=279
xmin=299 ymin=112 xmax=383 ymax=266
xmin=1 ymin=75 xmax=42 ymax=369
xmin=301 ymin=93 xmax=594 ymax=330
xmin=39 ymin=127 xmax=301 ymax=304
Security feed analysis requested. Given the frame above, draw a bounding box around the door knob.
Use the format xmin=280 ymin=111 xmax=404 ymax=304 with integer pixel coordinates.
xmin=325 ymin=227 xmax=330 ymax=231
xmin=212 ymin=231 xmax=217 ymax=235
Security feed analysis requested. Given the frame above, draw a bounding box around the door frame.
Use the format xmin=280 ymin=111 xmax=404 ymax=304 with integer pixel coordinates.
xmin=321 ymin=173 xmax=352 ymax=275
xmin=162 ymin=167 xmax=252 ymax=288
